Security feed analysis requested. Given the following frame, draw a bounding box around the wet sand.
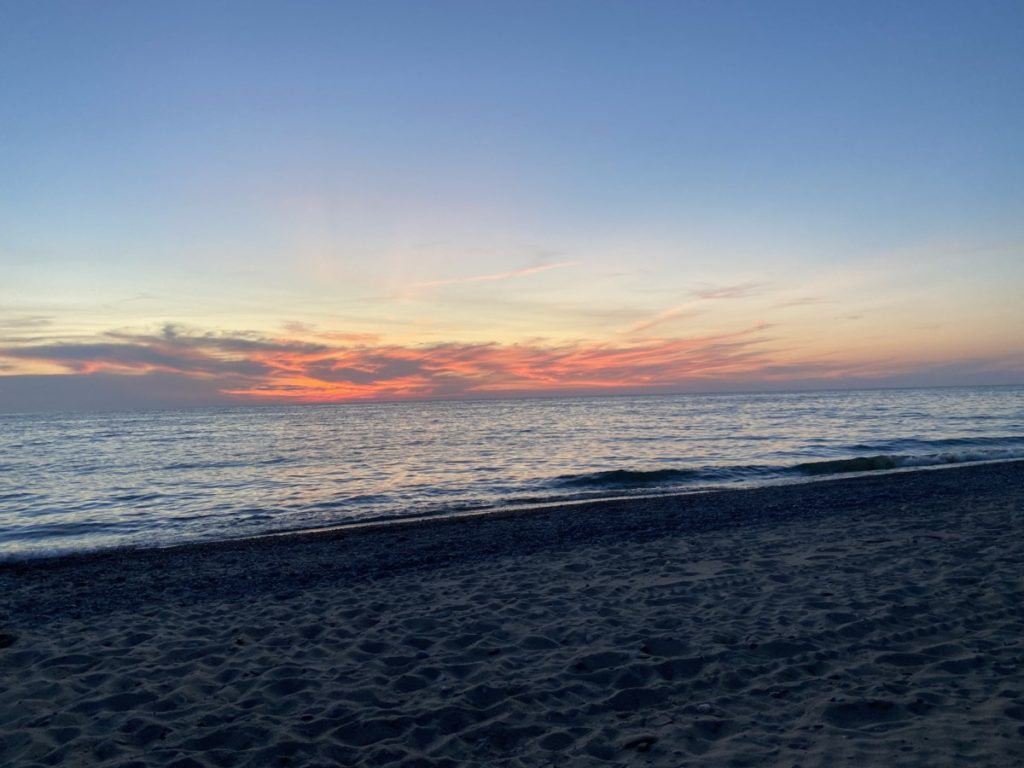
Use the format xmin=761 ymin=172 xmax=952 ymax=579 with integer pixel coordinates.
xmin=2 ymin=461 xmax=1023 ymax=767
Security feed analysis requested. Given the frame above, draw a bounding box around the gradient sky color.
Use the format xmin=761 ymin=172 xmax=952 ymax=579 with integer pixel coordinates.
xmin=2 ymin=1 xmax=1023 ymax=411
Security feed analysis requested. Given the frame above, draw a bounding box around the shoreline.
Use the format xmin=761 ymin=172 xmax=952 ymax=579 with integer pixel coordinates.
xmin=3 ymin=459 xmax=1022 ymax=624
xmin=8 ymin=457 xmax=1020 ymax=571
xmin=184 ymin=456 xmax=1024 ymax=547
xmin=2 ymin=459 xmax=1022 ymax=766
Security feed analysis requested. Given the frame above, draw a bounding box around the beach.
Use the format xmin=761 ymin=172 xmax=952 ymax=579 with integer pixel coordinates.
xmin=2 ymin=460 xmax=1023 ymax=767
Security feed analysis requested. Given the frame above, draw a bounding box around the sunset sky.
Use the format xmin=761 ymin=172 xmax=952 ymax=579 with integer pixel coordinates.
xmin=2 ymin=1 xmax=1023 ymax=411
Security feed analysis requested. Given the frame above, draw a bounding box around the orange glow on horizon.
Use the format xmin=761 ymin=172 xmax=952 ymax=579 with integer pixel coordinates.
xmin=2 ymin=316 xmax=1021 ymax=406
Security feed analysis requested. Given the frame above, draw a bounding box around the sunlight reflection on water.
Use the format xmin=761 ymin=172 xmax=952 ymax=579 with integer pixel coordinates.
xmin=1 ymin=386 xmax=1022 ymax=557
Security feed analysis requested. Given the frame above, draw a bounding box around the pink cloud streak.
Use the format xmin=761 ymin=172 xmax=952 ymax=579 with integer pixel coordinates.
xmin=1 ymin=323 xmax=781 ymax=403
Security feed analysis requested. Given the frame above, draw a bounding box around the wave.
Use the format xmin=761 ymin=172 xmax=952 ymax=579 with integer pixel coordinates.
xmin=554 ymin=447 xmax=1024 ymax=489
xmin=791 ymin=447 xmax=1024 ymax=476
xmin=844 ymin=435 xmax=1024 ymax=453
xmin=554 ymin=465 xmax=770 ymax=489
xmin=110 ymin=492 xmax=163 ymax=503
xmin=555 ymin=468 xmax=704 ymax=488
xmin=162 ymin=456 xmax=289 ymax=471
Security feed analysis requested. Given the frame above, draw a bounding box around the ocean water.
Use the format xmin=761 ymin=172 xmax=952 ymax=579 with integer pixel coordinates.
xmin=1 ymin=386 xmax=1022 ymax=559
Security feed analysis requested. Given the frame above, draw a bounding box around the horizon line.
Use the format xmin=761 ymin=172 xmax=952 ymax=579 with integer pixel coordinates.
xmin=2 ymin=380 xmax=1020 ymax=417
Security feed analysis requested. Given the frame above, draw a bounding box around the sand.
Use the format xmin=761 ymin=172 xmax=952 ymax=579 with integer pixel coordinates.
xmin=2 ymin=461 xmax=1023 ymax=767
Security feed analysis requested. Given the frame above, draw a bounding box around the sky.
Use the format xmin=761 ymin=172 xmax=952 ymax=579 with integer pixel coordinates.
xmin=1 ymin=0 xmax=1022 ymax=411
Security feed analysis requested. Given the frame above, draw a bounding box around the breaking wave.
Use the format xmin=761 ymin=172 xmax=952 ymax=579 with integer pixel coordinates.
xmin=791 ymin=447 xmax=1024 ymax=476
xmin=556 ymin=468 xmax=703 ymax=487
xmin=554 ymin=446 xmax=1024 ymax=489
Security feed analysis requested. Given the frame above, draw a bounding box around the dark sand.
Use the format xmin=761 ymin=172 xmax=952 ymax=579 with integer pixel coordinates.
xmin=2 ymin=461 xmax=1023 ymax=767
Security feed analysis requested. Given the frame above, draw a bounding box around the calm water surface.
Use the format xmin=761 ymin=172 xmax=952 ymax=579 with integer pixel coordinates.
xmin=1 ymin=386 xmax=1022 ymax=559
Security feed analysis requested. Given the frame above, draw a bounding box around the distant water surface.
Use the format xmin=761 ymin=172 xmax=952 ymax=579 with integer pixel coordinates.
xmin=1 ymin=386 xmax=1022 ymax=559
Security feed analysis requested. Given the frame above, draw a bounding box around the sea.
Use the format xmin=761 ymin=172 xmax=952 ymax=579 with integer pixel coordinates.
xmin=1 ymin=385 xmax=1022 ymax=560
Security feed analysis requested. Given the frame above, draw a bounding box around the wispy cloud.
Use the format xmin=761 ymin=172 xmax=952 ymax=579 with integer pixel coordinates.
xmin=624 ymin=280 xmax=765 ymax=335
xmin=400 ymin=261 xmax=578 ymax=298
xmin=774 ymin=296 xmax=827 ymax=309
xmin=0 ymin=315 xmax=53 ymax=329
xmin=625 ymin=304 xmax=703 ymax=335
xmin=0 ymin=321 xmax=780 ymax=403
xmin=0 ymin=315 xmax=59 ymax=346
xmin=691 ymin=281 xmax=764 ymax=300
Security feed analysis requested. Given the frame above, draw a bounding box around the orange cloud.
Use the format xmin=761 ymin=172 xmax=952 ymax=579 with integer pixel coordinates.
xmin=1 ymin=323 xmax=781 ymax=403
xmin=5 ymin=319 xmax=1019 ymax=408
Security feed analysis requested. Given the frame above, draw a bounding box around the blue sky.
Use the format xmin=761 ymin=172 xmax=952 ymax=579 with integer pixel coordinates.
xmin=1 ymin=1 xmax=1022 ymax=409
